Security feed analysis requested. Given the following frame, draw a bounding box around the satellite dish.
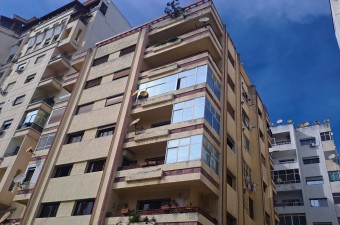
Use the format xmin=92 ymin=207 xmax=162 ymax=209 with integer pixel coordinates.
xmin=277 ymin=119 xmax=283 ymax=124
xmin=199 ymin=17 xmax=210 ymax=23
xmin=25 ymin=147 xmax=34 ymax=154
xmin=137 ymin=90 xmax=149 ymax=100
xmin=328 ymin=154 xmax=336 ymax=160
xmin=303 ymin=122 xmax=310 ymax=127
xmin=132 ymin=90 xmax=139 ymax=97
xmin=287 ymin=120 xmax=292 ymax=123
xmin=298 ymin=124 xmax=304 ymax=128
xmin=130 ymin=118 xmax=140 ymax=126
xmin=314 ymin=121 xmax=320 ymax=125
xmin=0 ymin=212 xmax=10 ymax=223
xmin=324 ymin=119 xmax=330 ymax=123
xmin=13 ymin=174 xmax=26 ymax=183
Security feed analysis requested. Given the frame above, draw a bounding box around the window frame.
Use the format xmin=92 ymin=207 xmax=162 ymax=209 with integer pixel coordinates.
xmin=86 ymin=159 xmax=106 ymax=173
xmin=85 ymin=77 xmax=102 ymax=89
xmin=53 ymin=164 xmax=73 ymax=178
xmin=66 ymin=131 xmax=84 ymax=144
xmin=96 ymin=125 xmax=115 ymax=138
xmin=13 ymin=95 xmax=25 ymax=106
xmin=38 ymin=202 xmax=60 ymax=218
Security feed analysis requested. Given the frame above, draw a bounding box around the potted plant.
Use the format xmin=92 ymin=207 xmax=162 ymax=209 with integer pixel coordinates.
xmin=128 ymin=210 xmax=140 ymax=225
xmin=120 ymin=204 xmax=129 ymax=214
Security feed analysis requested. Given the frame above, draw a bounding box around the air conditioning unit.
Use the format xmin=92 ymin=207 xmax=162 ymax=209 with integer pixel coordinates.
xmin=310 ymin=143 xmax=316 ymax=148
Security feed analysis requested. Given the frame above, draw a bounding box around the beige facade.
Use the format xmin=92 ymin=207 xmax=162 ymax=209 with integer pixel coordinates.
xmin=0 ymin=0 xmax=276 ymax=225
xmin=0 ymin=0 xmax=130 ymax=223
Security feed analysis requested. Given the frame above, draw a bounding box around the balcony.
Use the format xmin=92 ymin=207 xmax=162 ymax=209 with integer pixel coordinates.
xmin=58 ymin=19 xmax=85 ymax=53
xmin=28 ymin=96 xmax=55 ymax=113
xmin=13 ymin=186 xmax=34 ymax=205
xmin=62 ymin=72 xmax=79 ymax=92
xmin=37 ymin=77 xmax=62 ymax=93
xmin=144 ymin=26 xmax=222 ymax=69
xmin=114 ymin=160 xmax=219 ymax=195
xmin=148 ymin=0 xmax=223 ymax=45
xmin=275 ymin=202 xmax=305 ymax=214
xmin=70 ymin=50 xmax=87 ymax=72
xmin=47 ymin=54 xmax=70 ymax=73
xmin=16 ymin=110 xmax=49 ymax=135
xmin=105 ymin=207 xmax=217 ymax=225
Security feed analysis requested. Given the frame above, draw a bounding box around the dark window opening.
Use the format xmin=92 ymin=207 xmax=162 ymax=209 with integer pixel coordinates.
xmin=137 ymin=199 xmax=171 ymax=210
xmin=53 ymin=164 xmax=73 ymax=178
xmin=76 ymin=103 xmax=93 ymax=115
xmin=92 ymin=55 xmax=109 ymax=67
xmin=66 ymin=132 xmax=84 ymax=144
xmin=99 ymin=2 xmax=108 ymax=15
xmin=39 ymin=203 xmax=60 ymax=218
xmin=105 ymin=94 xmax=124 ymax=107
xmin=85 ymin=77 xmax=102 ymax=89
xmin=23 ymin=167 xmax=35 ymax=183
xmin=96 ymin=125 xmax=115 ymax=138
xmin=119 ymin=45 xmax=136 ymax=57
xmin=73 ymin=199 xmax=95 ymax=216
xmin=86 ymin=159 xmax=106 ymax=173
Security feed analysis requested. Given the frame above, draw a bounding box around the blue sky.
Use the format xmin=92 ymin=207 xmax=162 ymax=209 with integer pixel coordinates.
xmin=1 ymin=0 xmax=340 ymax=147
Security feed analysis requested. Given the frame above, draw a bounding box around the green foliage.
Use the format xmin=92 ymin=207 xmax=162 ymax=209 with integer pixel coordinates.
xmin=154 ymin=36 xmax=179 ymax=47
xmin=164 ymin=0 xmax=183 ymax=18
xmin=127 ymin=210 xmax=140 ymax=225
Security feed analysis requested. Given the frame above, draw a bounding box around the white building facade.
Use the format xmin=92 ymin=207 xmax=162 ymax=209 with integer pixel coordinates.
xmin=330 ymin=0 xmax=340 ymax=48
xmin=270 ymin=123 xmax=340 ymax=225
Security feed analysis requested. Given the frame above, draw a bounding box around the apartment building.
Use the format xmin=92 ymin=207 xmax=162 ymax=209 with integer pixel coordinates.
xmin=270 ymin=122 xmax=340 ymax=225
xmin=0 ymin=0 xmax=277 ymax=225
xmin=330 ymin=0 xmax=340 ymax=48
xmin=0 ymin=0 xmax=130 ymax=223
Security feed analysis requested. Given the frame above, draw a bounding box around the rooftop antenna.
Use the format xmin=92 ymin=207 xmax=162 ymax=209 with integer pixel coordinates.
xmin=287 ymin=120 xmax=293 ymax=124
xmin=298 ymin=123 xmax=304 ymax=128
xmin=324 ymin=119 xmax=330 ymax=123
xmin=276 ymin=119 xmax=283 ymax=125
xmin=314 ymin=121 xmax=320 ymax=125
xmin=303 ymin=122 xmax=310 ymax=127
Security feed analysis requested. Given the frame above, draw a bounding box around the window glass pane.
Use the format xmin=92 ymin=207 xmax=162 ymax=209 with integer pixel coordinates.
xmin=168 ymin=139 xmax=179 ymax=148
xmin=177 ymin=146 xmax=189 ymax=162
xmin=182 ymin=108 xmax=194 ymax=121
xmin=166 ymin=148 xmax=177 ymax=163
xmin=190 ymin=143 xmax=201 ymax=160
xmin=172 ymin=110 xmax=182 ymax=123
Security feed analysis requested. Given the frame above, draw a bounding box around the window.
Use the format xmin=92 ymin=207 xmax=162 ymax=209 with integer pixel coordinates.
xmin=228 ymin=51 xmax=235 ymax=67
xmin=119 ymin=45 xmax=136 ymax=57
xmin=13 ymin=95 xmax=25 ymax=105
xmin=36 ymin=133 xmax=55 ymax=151
xmin=38 ymin=203 xmax=60 ymax=218
xmin=272 ymin=169 xmax=300 ymax=184
xmin=25 ymin=74 xmax=35 ymax=83
xmin=53 ymin=24 xmax=64 ymax=39
xmin=92 ymin=55 xmax=109 ymax=66
xmin=138 ymin=199 xmax=170 ymax=210
xmin=243 ymin=161 xmax=252 ymax=180
xmin=259 ymin=130 xmax=264 ymax=141
xmin=76 ymin=103 xmax=93 ymax=115
xmin=35 ymin=54 xmax=45 ymax=64
xmin=20 ymin=109 xmax=49 ymax=129
xmin=313 ymin=223 xmax=332 ymax=225
xmin=105 ymin=94 xmax=124 ymax=107
xmin=279 ymin=159 xmax=295 ymax=164
xmin=2 ymin=119 xmax=13 ymax=130
xmin=243 ymin=135 xmax=250 ymax=152
xmin=310 ymin=198 xmax=328 ymax=207
xmin=138 ymin=65 xmax=221 ymax=100
xmin=0 ymin=71 xmax=4 ymax=79
xmin=23 ymin=167 xmax=35 ymax=183
xmin=66 ymin=132 xmax=84 ymax=144
xmin=227 ymin=170 xmax=236 ymax=189
xmin=279 ymin=214 xmax=306 ymax=225
xmin=113 ymin=68 xmax=130 ymax=80
xmin=333 ymin=193 xmax=340 ymax=204
xmin=227 ymin=136 xmax=235 ymax=153
xmin=329 ymin=171 xmax=340 ymax=182
xmin=172 ymin=97 xmax=220 ymax=134
xmin=227 ymin=76 xmax=235 ymax=92
xmin=227 ymin=101 xmax=235 ymax=120
xmin=242 ymin=109 xmax=250 ymax=129
xmin=99 ymin=2 xmax=108 ymax=15
xmin=96 ymin=125 xmax=115 ymax=137
xmin=249 ymin=198 xmax=254 ymax=219
xmin=320 ymin=132 xmax=332 ymax=141
xmin=16 ymin=63 xmax=27 ymax=72
xmin=227 ymin=213 xmax=237 ymax=225
xmin=27 ymin=36 xmax=36 ymax=48
xmin=75 ymin=29 xmax=82 ymax=41
xmin=258 ymin=108 xmax=263 ymax=118
xmin=6 ymin=82 xmax=15 ymax=91
xmin=303 ymin=157 xmax=320 ymax=165
xmin=53 ymin=164 xmax=73 ymax=178
xmin=47 ymin=107 xmax=65 ymax=124
xmin=35 ymin=32 xmax=44 ymax=45
xmin=165 ymin=134 xmax=219 ymax=173
xmin=300 ymin=138 xmax=316 ymax=146
xmin=86 ymin=159 xmax=105 ymax=173
xmin=73 ymin=199 xmax=95 ymax=216
xmin=306 ymin=176 xmax=324 ymax=185
xmin=85 ymin=77 xmax=102 ymax=89
xmin=261 ymin=153 xmax=266 ymax=165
